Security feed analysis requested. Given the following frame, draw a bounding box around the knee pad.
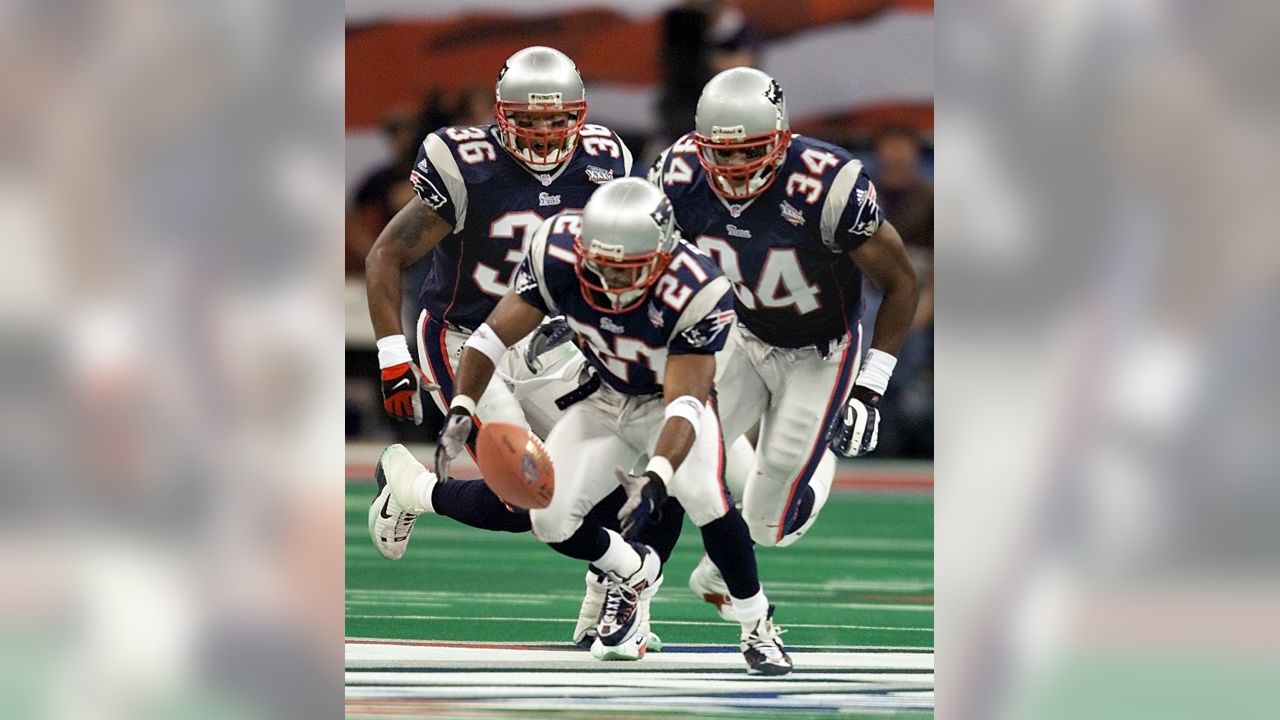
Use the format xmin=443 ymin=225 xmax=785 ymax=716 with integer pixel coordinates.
xmin=529 ymin=507 xmax=582 ymax=545
xmin=747 ymin=520 xmax=780 ymax=547
xmin=775 ymin=453 xmax=834 ymax=548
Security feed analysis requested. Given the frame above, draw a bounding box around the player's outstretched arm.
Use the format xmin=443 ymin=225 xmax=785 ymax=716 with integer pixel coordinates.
xmin=652 ymin=353 xmax=716 ymax=470
xmin=452 ymin=292 xmax=547 ymax=405
xmin=848 ymin=220 xmax=919 ymax=357
xmin=364 ymin=198 xmax=452 ymax=340
xmin=436 ymin=292 xmax=547 ymax=478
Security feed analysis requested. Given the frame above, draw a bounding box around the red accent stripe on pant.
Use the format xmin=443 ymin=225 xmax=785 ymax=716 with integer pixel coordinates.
xmin=421 ymin=315 xmax=481 ymax=461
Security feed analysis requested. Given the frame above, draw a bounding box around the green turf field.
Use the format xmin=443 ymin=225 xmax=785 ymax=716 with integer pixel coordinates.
xmin=346 ymin=482 xmax=933 ymax=651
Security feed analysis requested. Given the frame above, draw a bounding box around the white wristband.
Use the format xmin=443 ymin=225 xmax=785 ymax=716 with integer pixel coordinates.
xmin=663 ymin=395 xmax=704 ymax=439
xmin=855 ymin=348 xmax=898 ymax=395
xmin=463 ymin=323 xmax=509 ymax=366
xmin=644 ymin=456 xmax=674 ymax=486
xmin=449 ymin=395 xmax=477 ymax=416
xmin=376 ymin=334 xmax=413 ymax=368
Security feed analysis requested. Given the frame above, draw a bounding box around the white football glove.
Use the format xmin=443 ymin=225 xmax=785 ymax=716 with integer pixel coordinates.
xmin=434 ymin=408 xmax=474 ymax=479
xmin=830 ymin=385 xmax=881 ymax=457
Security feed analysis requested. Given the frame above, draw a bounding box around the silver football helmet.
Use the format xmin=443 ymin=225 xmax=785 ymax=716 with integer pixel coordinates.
xmin=575 ymin=178 xmax=678 ymax=313
xmin=694 ymin=67 xmax=792 ymax=200
xmin=494 ymin=46 xmax=588 ymax=171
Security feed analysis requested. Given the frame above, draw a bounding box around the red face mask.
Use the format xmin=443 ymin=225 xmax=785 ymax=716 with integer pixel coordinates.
xmin=495 ymin=101 xmax=587 ymax=168
xmin=693 ymin=129 xmax=792 ymax=200
xmin=572 ymin=237 xmax=672 ymax=314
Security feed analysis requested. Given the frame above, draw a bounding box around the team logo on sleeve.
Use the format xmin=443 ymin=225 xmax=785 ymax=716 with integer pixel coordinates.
xmin=513 ymin=267 xmax=538 ymax=294
xmin=680 ymin=309 xmax=735 ymax=348
xmin=411 ymin=170 xmax=448 ymax=210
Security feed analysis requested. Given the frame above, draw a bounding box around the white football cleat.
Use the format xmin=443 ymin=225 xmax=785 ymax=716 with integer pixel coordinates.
xmin=367 ymin=444 xmax=435 ymax=560
xmin=689 ymin=554 xmax=736 ymax=621
xmin=640 ymin=595 xmax=663 ymax=652
xmin=591 ymin=544 xmax=662 ymax=661
xmin=573 ymin=568 xmax=608 ymax=648
xmin=576 ymin=567 xmax=664 ymax=651
xmin=740 ymin=605 xmax=793 ymax=676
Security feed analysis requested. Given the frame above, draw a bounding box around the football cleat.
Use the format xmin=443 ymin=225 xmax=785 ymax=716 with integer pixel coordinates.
xmin=573 ymin=568 xmax=608 ymax=648
xmin=591 ymin=544 xmax=662 ymax=661
xmin=367 ymin=444 xmax=434 ymax=560
xmin=641 ymin=595 xmax=664 ymax=652
xmin=575 ymin=568 xmax=665 ymax=651
xmin=740 ymin=605 xmax=793 ymax=676
xmin=689 ymin=554 xmax=736 ymax=621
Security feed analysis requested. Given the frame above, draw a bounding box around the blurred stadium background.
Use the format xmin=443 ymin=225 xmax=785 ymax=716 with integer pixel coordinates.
xmin=345 ymin=1 xmax=934 ymax=717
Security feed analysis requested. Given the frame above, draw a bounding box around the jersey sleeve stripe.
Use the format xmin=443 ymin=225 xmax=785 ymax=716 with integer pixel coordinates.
xmin=646 ymin=145 xmax=671 ymax=186
xmin=525 ymin=218 xmax=559 ymax=314
xmin=820 ymin=159 xmax=865 ymax=252
xmin=672 ymin=275 xmax=733 ymax=336
xmin=618 ymin=133 xmax=634 ymax=177
xmin=423 ymin=134 xmax=469 ymax=232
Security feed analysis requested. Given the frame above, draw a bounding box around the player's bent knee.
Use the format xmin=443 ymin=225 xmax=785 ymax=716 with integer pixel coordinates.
xmin=529 ymin=509 xmax=582 ymax=545
xmin=747 ymin=521 xmax=780 ymax=547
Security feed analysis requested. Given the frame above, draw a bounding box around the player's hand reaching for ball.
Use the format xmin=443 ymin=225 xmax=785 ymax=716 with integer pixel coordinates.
xmin=434 ymin=407 xmax=474 ymax=479
xmin=616 ymin=467 xmax=668 ymax=540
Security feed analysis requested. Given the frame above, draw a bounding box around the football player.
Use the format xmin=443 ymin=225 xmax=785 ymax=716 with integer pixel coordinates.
xmin=429 ymin=178 xmax=792 ymax=674
xmin=364 ymin=47 xmax=684 ymax=648
xmin=647 ymin=68 xmax=920 ymax=617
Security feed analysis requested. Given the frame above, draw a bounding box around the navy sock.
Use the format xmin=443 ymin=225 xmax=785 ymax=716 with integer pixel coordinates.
xmin=638 ymin=497 xmax=684 ymax=563
xmin=430 ymin=479 xmax=532 ymax=533
xmin=547 ymin=523 xmax=611 ymax=562
xmin=782 ymin=484 xmax=816 ymax=536
xmin=585 ymin=488 xmax=685 ymax=564
xmin=699 ymin=509 xmax=761 ymax=600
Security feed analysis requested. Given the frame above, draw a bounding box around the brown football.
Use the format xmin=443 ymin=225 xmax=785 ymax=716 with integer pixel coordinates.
xmin=475 ymin=422 xmax=555 ymax=510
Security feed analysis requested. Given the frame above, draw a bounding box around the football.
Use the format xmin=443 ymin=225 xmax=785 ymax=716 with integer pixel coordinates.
xmin=475 ymin=422 xmax=555 ymax=510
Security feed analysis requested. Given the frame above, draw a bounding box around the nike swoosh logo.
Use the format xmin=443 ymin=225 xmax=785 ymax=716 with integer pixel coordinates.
xmin=393 ymin=379 xmax=411 ymax=390
xmin=379 ymin=495 xmax=394 ymax=519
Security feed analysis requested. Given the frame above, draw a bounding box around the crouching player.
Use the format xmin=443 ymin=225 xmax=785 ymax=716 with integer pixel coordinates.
xmin=434 ymin=178 xmax=791 ymax=674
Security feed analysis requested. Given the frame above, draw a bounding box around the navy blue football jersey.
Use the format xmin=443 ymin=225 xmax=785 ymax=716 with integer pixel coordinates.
xmin=648 ymin=133 xmax=883 ymax=348
xmin=513 ymin=211 xmax=734 ymax=396
xmin=409 ymin=124 xmax=632 ymax=330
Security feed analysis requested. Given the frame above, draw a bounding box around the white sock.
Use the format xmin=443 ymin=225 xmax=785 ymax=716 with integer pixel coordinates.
xmin=593 ymin=529 xmax=642 ymax=579
xmin=733 ymin=589 xmax=768 ymax=628
xmin=398 ymin=470 xmax=437 ymax=514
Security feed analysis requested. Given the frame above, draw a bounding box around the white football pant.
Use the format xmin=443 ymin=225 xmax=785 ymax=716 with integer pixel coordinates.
xmin=530 ymin=382 xmax=731 ymax=544
xmin=416 ymin=309 xmax=585 ymax=441
xmin=714 ymin=322 xmax=861 ymax=546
